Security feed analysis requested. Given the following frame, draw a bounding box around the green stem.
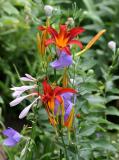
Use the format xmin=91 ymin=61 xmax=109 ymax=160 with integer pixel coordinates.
xmin=108 ymin=50 xmax=117 ymax=74
xmin=58 ymin=117 xmax=69 ymax=160
xmin=60 ymin=130 xmax=69 ymax=160
xmin=54 ymin=68 xmax=56 ymax=81
xmin=60 ymin=149 xmax=62 ymax=160
xmin=73 ymin=63 xmax=76 ymax=88
xmin=73 ymin=125 xmax=80 ymax=160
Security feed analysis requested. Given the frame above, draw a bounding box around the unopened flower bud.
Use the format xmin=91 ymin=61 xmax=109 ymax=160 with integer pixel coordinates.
xmin=88 ymin=69 xmax=94 ymax=75
xmin=65 ymin=17 xmax=74 ymax=26
xmin=108 ymin=41 xmax=116 ymax=52
xmin=44 ymin=5 xmax=54 ymax=17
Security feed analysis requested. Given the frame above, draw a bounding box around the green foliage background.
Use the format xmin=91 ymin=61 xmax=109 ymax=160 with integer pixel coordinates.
xmin=0 ymin=0 xmax=119 ymax=159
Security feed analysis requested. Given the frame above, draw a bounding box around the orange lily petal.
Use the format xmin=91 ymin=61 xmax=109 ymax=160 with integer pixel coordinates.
xmin=56 ymin=88 xmax=77 ymax=95
xmin=48 ymin=98 xmax=55 ymax=111
xmin=45 ymin=38 xmax=55 ymax=46
xmin=64 ymin=108 xmax=74 ymax=129
xmin=69 ymin=39 xmax=83 ymax=49
xmin=55 ymin=95 xmax=63 ymax=104
xmin=63 ymin=47 xmax=71 ymax=55
xmin=69 ymin=27 xmax=85 ymax=40
xmin=42 ymin=80 xmax=52 ymax=95
xmin=38 ymin=26 xmax=46 ymax=31
xmin=47 ymin=27 xmax=58 ymax=39
xmin=59 ymin=25 xmax=67 ymax=39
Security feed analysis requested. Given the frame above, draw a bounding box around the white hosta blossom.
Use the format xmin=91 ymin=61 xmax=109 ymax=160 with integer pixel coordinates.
xmin=12 ymin=90 xmax=24 ymax=98
xmin=44 ymin=5 xmax=54 ymax=17
xmin=10 ymin=73 xmax=41 ymax=118
xmin=108 ymin=41 xmax=116 ymax=52
xmin=20 ymin=73 xmax=37 ymax=82
xmin=10 ymin=93 xmax=37 ymax=107
xmin=11 ymin=85 xmax=37 ymax=97
xmin=19 ymin=96 xmax=41 ymax=119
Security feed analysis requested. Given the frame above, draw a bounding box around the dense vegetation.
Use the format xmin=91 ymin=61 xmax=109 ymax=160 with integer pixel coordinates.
xmin=0 ymin=0 xmax=119 ymax=160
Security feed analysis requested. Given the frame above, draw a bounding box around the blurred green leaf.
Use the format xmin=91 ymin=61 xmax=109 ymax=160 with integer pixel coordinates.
xmin=2 ymin=2 xmax=19 ymax=15
xmin=106 ymin=106 xmax=119 ymax=116
xmin=91 ymin=140 xmax=116 ymax=152
xmin=80 ymin=125 xmax=97 ymax=136
xmin=106 ymin=96 xmax=119 ymax=103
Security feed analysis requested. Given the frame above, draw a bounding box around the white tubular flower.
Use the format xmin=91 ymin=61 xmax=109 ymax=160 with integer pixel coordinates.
xmin=11 ymin=85 xmax=37 ymax=98
xmin=12 ymin=90 xmax=24 ymax=98
xmin=20 ymin=73 xmax=37 ymax=82
xmin=9 ymin=93 xmax=37 ymax=107
xmin=19 ymin=96 xmax=41 ymax=119
xmin=44 ymin=5 xmax=54 ymax=17
xmin=11 ymin=85 xmax=36 ymax=91
xmin=25 ymin=74 xmax=36 ymax=81
xmin=108 ymin=41 xmax=116 ymax=52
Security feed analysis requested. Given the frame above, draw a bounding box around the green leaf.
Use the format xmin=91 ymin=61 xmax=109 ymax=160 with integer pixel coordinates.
xmin=91 ymin=140 xmax=116 ymax=152
xmin=106 ymin=96 xmax=119 ymax=103
xmin=3 ymin=2 xmax=19 ymax=15
xmin=80 ymin=82 xmax=98 ymax=94
xmin=107 ymin=122 xmax=119 ymax=130
xmin=81 ymin=101 xmax=89 ymax=114
xmin=12 ymin=0 xmax=31 ymax=7
xmin=106 ymin=106 xmax=119 ymax=116
xmin=80 ymin=125 xmax=97 ymax=136
xmin=79 ymin=57 xmax=97 ymax=71
xmin=0 ymin=96 xmax=4 ymax=104
xmin=80 ymin=149 xmax=92 ymax=160
xmin=87 ymin=95 xmax=105 ymax=105
xmin=0 ymin=16 xmax=19 ymax=26
xmin=15 ymin=156 xmax=20 ymax=160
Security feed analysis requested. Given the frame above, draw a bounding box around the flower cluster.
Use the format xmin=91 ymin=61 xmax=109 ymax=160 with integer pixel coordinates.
xmin=2 ymin=5 xmax=106 ymax=147
xmin=38 ymin=24 xmax=85 ymax=69
xmin=9 ymin=75 xmax=76 ymax=128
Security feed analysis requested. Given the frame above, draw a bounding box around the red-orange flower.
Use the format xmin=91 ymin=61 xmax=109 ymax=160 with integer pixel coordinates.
xmin=40 ymin=79 xmax=77 ymax=128
xmin=41 ymin=79 xmax=76 ymax=110
xmin=38 ymin=24 xmax=85 ymax=55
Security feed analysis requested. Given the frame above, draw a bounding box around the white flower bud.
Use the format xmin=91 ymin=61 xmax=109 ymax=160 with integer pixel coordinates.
xmin=108 ymin=41 xmax=116 ymax=52
xmin=20 ymin=73 xmax=37 ymax=82
xmin=19 ymin=105 xmax=32 ymax=119
xmin=19 ymin=96 xmax=40 ymax=119
xmin=65 ymin=17 xmax=74 ymax=26
xmin=44 ymin=5 xmax=54 ymax=17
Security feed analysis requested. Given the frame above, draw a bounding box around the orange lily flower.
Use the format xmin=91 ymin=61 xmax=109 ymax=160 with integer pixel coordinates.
xmin=41 ymin=79 xmax=76 ymax=111
xmin=39 ymin=79 xmax=77 ymax=128
xmin=38 ymin=24 xmax=85 ymax=55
